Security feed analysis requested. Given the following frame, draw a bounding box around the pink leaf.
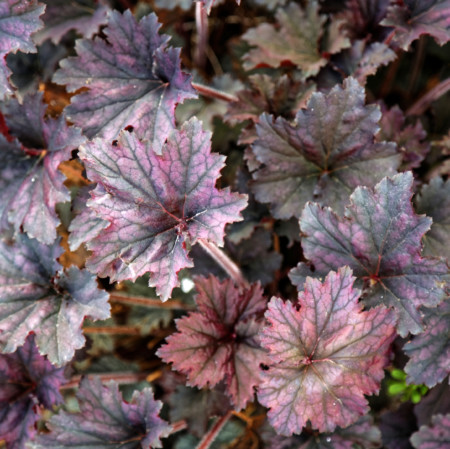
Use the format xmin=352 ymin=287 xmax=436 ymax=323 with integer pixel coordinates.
xmin=293 ymin=172 xmax=448 ymax=336
xmin=157 ymin=276 xmax=268 ymax=410
xmin=79 ymin=118 xmax=247 ymax=301
xmin=53 ymin=10 xmax=196 ymax=154
xmin=258 ymin=267 xmax=396 ymax=435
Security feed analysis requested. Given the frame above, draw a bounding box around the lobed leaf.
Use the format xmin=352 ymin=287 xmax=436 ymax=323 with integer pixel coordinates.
xmin=338 ymin=0 xmax=390 ymax=39
xmin=293 ymin=172 xmax=448 ymax=336
xmin=250 ymin=77 xmax=400 ymax=218
xmin=410 ymin=414 xmax=450 ymax=449
xmin=381 ymin=0 xmax=450 ymax=50
xmin=0 ymin=334 xmax=65 ymax=449
xmin=258 ymin=267 xmax=396 ymax=435
xmin=33 ymin=0 xmax=109 ymax=45
xmin=157 ymin=275 xmax=268 ymax=410
xmin=0 ymin=0 xmax=45 ymax=100
xmin=404 ymin=298 xmax=450 ymax=388
xmin=30 ymin=376 xmax=171 ymax=449
xmin=376 ymin=104 xmax=430 ymax=171
xmin=332 ymin=40 xmax=397 ymax=84
xmin=415 ymin=177 xmax=450 ymax=261
xmin=380 ymin=402 xmax=418 ymax=449
xmin=53 ymin=10 xmax=196 ymax=153
xmin=0 ymin=92 xmax=86 ymax=243
xmin=0 ymin=234 xmax=110 ymax=365
xmin=242 ymin=1 xmax=350 ymax=77
xmin=79 ymin=118 xmax=247 ymax=301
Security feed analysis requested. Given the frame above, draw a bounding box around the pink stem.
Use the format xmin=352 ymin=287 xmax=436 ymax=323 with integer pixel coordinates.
xmin=194 ymin=2 xmax=208 ymax=70
xmin=407 ymin=78 xmax=450 ymax=116
xmin=61 ymin=372 xmax=149 ymax=390
xmin=192 ymin=82 xmax=239 ymax=103
xmin=109 ymin=293 xmax=193 ymax=310
xmin=195 ymin=411 xmax=233 ymax=449
xmin=198 ymin=239 xmax=249 ymax=288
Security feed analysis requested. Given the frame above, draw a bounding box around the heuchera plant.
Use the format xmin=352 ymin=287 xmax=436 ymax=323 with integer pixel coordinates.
xmin=0 ymin=0 xmax=449 ymax=448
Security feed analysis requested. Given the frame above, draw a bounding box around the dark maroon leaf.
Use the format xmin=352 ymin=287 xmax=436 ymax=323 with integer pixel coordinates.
xmin=157 ymin=275 xmax=268 ymax=410
xmin=410 ymin=414 xmax=450 ymax=449
xmin=30 ymin=376 xmax=171 ymax=449
xmin=0 ymin=92 xmax=86 ymax=243
xmin=338 ymin=0 xmax=390 ymax=39
xmin=0 ymin=0 xmax=45 ymax=100
xmin=78 ymin=118 xmax=247 ymax=301
xmin=258 ymin=267 xmax=396 ymax=435
xmin=250 ymin=77 xmax=400 ymax=218
xmin=225 ymin=74 xmax=315 ymax=144
xmin=0 ymin=334 xmax=65 ymax=449
xmin=68 ymin=185 xmax=109 ymax=251
xmin=380 ymin=402 xmax=417 ymax=449
xmin=404 ymin=298 xmax=450 ymax=388
xmin=0 ymin=234 xmax=110 ymax=365
xmin=242 ymin=2 xmax=350 ymax=77
xmin=294 ymin=172 xmax=448 ymax=336
xmin=53 ymin=10 xmax=196 ymax=154
xmin=415 ymin=177 xmax=450 ymax=261
xmin=332 ymin=40 xmax=397 ymax=84
xmin=381 ymin=0 xmax=450 ymax=50
xmin=376 ymin=104 xmax=430 ymax=170
xmin=298 ymin=416 xmax=382 ymax=448
xmin=33 ymin=0 xmax=108 ymax=45
xmin=415 ymin=382 xmax=450 ymax=427
xmin=168 ymin=385 xmax=231 ymax=436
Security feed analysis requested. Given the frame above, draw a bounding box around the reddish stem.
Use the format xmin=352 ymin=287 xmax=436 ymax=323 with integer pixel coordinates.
xmin=109 ymin=293 xmax=193 ymax=310
xmin=194 ymin=2 xmax=208 ymax=70
xmin=198 ymin=239 xmax=249 ymax=288
xmin=195 ymin=411 xmax=233 ymax=449
xmin=407 ymin=78 xmax=450 ymax=116
xmin=192 ymin=82 xmax=239 ymax=103
xmin=83 ymin=325 xmax=141 ymax=335
xmin=61 ymin=372 xmax=149 ymax=390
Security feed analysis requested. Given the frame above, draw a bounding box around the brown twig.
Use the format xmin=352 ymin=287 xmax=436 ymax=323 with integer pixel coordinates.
xmin=109 ymin=293 xmax=193 ymax=310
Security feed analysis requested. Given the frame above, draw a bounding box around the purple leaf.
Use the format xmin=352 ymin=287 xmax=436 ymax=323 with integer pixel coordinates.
xmin=53 ymin=10 xmax=196 ymax=153
xmin=410 ymin=414 xmax=450 ymax=449
xmin=68 ymin=185 xmax=109 ymax=251
xmin=168 ymin=385 xmax=231 ymax=436
xmin=0 ymin=334 xmax=65 ymax=449
xmin=0 ymin=0 xmax=45 ymax=100
xmin=250 ymin=77 xmax=400 ymax=218
xmin=258 ymin=267 xmax=396 ymax=435
xmin=376 ymin=104 xmax=430 ymax=170
xmin=404 ymin=298 xmax=450 ymax=388
xmin=30 ymin=376 xmax=171 ymax=449
xmin=332 ymin=40 xmax=397 ymax=84
xmin=225 ymin=74 xmax=315 ymax=145
xmin=157 ymin=276 xmax=268 ymax=410
xmin=242 ymin=2 xmax=350 ymax=77
xmin=0 ymin=92 xmax=86 ymax=244
xmin=337 ymin=0 xmax=390 ymax=39
xmin=415 ymin=177 xmax=450 ymax=261
xmin=299 ymin=416 xmax=382 ymax=448
xmin=33 ymin=0 xmax=109 ymax=45
xmin=414 ymin=382 xmax=450 ymax=427
xmin=380 ymin=402 xmax=417 ymax=449
xmin=381 ymin=0 xmax=450 ymax=50
xmin=79 ymin=118 xmax=247 ymax=301
xmin=294 ymin=172 xmax=448 ymax=336
xmin=0 ymin=234 xmax=110 ymax=365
